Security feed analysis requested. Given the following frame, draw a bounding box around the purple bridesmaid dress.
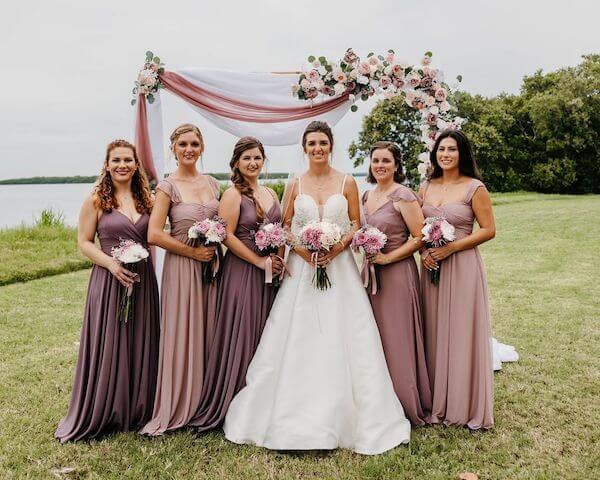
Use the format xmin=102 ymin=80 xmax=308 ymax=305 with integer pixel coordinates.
xmin=55 ymin=210 xmax=160 ymax=443
xmin=189 ymin=194 xmax=281 ymax=432
xmin=140 ymin=176 xmax=220 ymax=435
xmin=421 ymin=178 xmax=494 ymax=429
xmin=362 ymin=185 xmax=432 ymax=425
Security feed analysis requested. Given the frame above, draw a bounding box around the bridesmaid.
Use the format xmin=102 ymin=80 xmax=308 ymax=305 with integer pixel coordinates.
xmin=55 ymin=139 xmax=159 ymax=443
xmin=361 ymin=141 xmax=432 ymax=426
xmin=140 ymin=124 xmax=221 ymax=436
xmin=189 ymin=136 xmax=283 ymax=432
xmin=419 ymin=129 xmax=496 ymax=429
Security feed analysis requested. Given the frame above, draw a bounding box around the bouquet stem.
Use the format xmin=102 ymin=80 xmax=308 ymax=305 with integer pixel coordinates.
xmin=313 ymin=266 xmax=332 ymax=291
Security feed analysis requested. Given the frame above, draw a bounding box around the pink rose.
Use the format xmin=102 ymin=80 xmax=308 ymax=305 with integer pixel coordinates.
xmin=307 ymin=69 xmax=320 ymax=82
xmin=379 ymin=76 xmax=391 ymax=87
xmin=427 ymin=113 xmax=438 ymax=125
xmin=407 ymin=72 xmax=421 ymax=88
xmin=391 ymin=64 xmax=404 ymax=78
xmin=358 ymin=62 xmax=371 ymax=75
xmin=435 ymin=87 xmax=447 ymax=101
xmin=393 ymin=78 xmax=405 ymax=89
xmin=368 ymin=56 xmax=379 ymax=66
xmin=386 ymin=52 xmax=395 ymax=63
xmin=343 ymin=49 xmax=359 ymax=64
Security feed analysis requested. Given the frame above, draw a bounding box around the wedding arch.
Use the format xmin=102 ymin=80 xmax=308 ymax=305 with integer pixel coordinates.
xmin=132 ymin=49 xmax=464 ymax=182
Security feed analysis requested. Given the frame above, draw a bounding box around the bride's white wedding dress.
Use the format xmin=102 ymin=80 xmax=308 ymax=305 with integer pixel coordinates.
xmin=224 ymin=178 xmax=411 ymax=455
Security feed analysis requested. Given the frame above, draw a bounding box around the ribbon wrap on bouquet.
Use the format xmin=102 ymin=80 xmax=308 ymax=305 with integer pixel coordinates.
xmin=360 ymin=256 xmax=379 ymax=295
xmin=264 ymin=254 xmax=290 ymax=284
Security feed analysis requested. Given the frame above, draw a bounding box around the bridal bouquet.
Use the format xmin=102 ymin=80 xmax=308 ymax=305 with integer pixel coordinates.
xmin=131 ymin=51 xmax=165 ymax=106
xmin=422 ymin=216 xmax=456 ymax=285
xmin=111 ymin=239 xmax=149 ymax=323
xmin=297 ymin=220 xmax=342 ymax=291
xmin=254 ymin=222 xmax=287 ymax=287
xmin=188 ymin=216 xmax=227 ymax=284
xmin=352 ymin=226 xmax=387 ymax=294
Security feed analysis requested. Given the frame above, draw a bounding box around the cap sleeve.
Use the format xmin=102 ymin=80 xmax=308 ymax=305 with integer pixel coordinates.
xmin=388 ymin=185 xmax=418 ymax=203
xmin=465 ymin=179 xmax=487 ymax=203
xmin=156 ymin=178 xmax=180 ymax=203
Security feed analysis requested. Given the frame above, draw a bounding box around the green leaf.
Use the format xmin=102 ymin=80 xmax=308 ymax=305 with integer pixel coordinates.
xmin=456 ymin=75 xmax=463 ymax=82
xmin=388 ymin=49 xmax=395 ymax=54
xmin=425 ymin=51 xmax=433 ymax=57
xmin=145 ymin=50 xmax=153 ymax=58
xmin=367 ymin=52 xmax=374 ymax=57
xmin=131 ymin=99 xmax=137 ymax=106
xmin=318 ymin=56 xmax=326 ymax=64
xmin=147 ymin=94 xmax=155 ymax=104
xmin=308 ymin=55 xmax=316 ymax=63
xmin=153 ymin=56 xmax=160 ymax=64
xmin=378 ymin=55 xmax=384 ymax=61
xmin=361 ymin=94 xmax=369 ymax=101
xmin=325 ymin=64 xmax=333 ymax=72
xmin=158 ymin=67 xmax=165 ymax=74
xmin=351 ymin=105 xmax=358 ymax=112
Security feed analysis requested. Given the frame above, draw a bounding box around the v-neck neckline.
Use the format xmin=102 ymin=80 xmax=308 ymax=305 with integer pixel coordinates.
xmin=114 ymin=209 xmax=143 ymax=226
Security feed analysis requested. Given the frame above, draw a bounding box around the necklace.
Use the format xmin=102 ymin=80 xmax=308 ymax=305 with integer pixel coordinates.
xmin=371 ymin=184 xmax=395 ymax=202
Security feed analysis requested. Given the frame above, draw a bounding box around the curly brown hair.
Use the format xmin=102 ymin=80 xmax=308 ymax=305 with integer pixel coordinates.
xmin=92 ymin=139 xmax=154 ymax=213
xmin=230 ymin=136 xmax=266 ymax=223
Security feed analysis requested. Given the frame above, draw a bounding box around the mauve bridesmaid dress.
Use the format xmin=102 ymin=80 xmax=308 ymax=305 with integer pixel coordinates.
xmin=140 ymin=176 xmax=220 ymax=436
xmin=189 ymin=193 xmax=281 ymax=432
xmin=420 ymin=178 xmax=494 ymax=429
xmin=55 ymin=209 xmax=160 ymax=443
xmin=362 ymin=185 xmax=432 ymax=425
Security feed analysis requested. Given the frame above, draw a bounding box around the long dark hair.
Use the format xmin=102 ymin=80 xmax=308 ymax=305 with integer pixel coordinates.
xmin=93 ymin=139 xmax=153 ymax=213
xmin=366 ymin=141 xmax=405 ymax=184
xmin=301 ymin=121 xmax=334 ymax=151
xmin=429 ymin=129 xmax=483 ymax=181
xmin=230 ymin=136 xmax=266 ymax=222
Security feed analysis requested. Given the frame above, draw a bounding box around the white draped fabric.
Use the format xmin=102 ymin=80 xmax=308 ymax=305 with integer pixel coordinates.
xmin=137 ymin=69 xmax=352 ymax=180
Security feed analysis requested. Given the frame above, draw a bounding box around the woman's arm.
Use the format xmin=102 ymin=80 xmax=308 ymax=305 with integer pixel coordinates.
xmin=77 ymin=196 xmax=137 ymax=287
xmin=428 ymin=186 xmax=496 ymax=262
xmin=147 ymin=189 xmax=215 ymax=262
xmin=367 ymin=199 xmax=425 ymax=265
xmin=219 ymin=188 xmax=268 ymax=270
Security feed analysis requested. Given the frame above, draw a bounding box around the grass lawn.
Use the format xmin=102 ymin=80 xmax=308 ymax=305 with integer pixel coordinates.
xmin=0 ymin=193 xmax=599 ymax=479
xmin=0 ymin=225 xmax=90 ymax=286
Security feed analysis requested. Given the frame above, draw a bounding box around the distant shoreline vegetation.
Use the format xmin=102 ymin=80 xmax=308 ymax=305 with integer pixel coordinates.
xmin=0 ymin=172 xmax=367 ymax=184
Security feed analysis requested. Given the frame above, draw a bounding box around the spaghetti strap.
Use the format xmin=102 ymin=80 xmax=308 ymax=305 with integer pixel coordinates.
xmin=340 ymin=175 xmax=347 ymax=193
xmin=297 ymin=176 xmax=302 ymax=195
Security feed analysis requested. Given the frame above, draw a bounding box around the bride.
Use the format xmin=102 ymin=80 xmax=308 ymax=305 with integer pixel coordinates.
xmin=223 ymin=121 xmax=411 ymax=455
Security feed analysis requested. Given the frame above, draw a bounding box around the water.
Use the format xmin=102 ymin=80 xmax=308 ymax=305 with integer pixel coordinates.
xmin=0 ymin=177 xmax=372 ymax=229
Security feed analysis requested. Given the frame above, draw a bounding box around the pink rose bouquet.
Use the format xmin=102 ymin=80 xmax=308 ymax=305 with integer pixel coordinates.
xmin=297 ymin=220 xmax=342 ymax=291
xmin=254 ymin=222 xmax=288 ymax=287
xmin=352 ymin=226 xmax=387 ymax=294
xmin=188 ymin=216 xmax=227 ymax=284
xmin=422 ymin=216 xmax=456 ymax=285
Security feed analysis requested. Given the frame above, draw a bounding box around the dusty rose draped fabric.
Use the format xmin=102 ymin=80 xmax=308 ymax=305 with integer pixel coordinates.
xmin=160 ymin=71 xmax=350 ymax=122
xmin=134 ymin=96 xmax=158 ymax=182
xmin=134 ymin=70 xmax=351 ymax=182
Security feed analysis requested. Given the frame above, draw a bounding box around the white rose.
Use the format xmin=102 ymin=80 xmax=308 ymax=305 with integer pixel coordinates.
xmin=357 ymin=75 xmax=369 ymax=85
xmin=334 ymin=83 xmax=346 ymax=95
xmin=318 ymin=66 xmax=327 ymax=76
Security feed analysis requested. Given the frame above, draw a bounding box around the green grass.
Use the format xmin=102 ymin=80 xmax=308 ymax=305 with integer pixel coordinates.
xmin=0 ymin=194 xmax=599 ymax=479
xmin=0 ymin=222 xmax=90 ymax=286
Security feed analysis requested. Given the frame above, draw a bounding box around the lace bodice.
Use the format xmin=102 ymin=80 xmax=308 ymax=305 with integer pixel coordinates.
xmin=290 ymin=176 xmax=352 ymax=235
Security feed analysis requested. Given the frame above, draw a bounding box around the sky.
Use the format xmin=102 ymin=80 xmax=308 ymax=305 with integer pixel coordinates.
xmin=0 ymin=0 xmax=597 ymax=180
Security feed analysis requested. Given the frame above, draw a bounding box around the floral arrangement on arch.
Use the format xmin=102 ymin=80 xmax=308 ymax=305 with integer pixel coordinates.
xmin=131 ymin=51 xmax=165 ymax=106
xmin=292 ymin=48 xmax=466 ymax=177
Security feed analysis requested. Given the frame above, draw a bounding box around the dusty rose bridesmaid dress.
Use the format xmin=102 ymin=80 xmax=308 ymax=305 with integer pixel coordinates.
xmin=55 ymin=210 xmax=160 ymax=443
xmin=189 ymin=193 xmax=281 ymax=432
xmin=140 ymin=176 xmax=220 ymax=435
xmin=420 ymin=178 xmax=494 ymax=429
xmin=362 ymin=185 xmax=432 ymax=425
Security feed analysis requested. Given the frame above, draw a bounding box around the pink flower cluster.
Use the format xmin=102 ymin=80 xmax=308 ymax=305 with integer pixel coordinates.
xmin=111 ymin=239 xmax=149 ymax=265
xmin=254 ymin=222 xmax=287 ymax=252
xmin=131 ymin=50 xmax=165 ymax=106
xmin=421 ymin=216 xmax=456 ymax=247
xmin=352 ymin=226 xmax=387 ymax=255
xmin=298 ymin=221 xmax=342 ymax=252
xmin=188 ymin=216 xmax=227 ymax=245
xmin=292 ymin=49 xmax=466 ymax=177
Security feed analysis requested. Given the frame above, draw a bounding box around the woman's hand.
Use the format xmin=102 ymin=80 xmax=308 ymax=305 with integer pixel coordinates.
xmin=421 ymin=250 xmax=438 ymax=271
xmin=293 ymin=246 xmax=316 ymax=266
xmin=108 ymin=260 xmax=138 ymax=288
xmin=366 ymin=252 xmax=392 ymax=265
xmin=255 ymin=254 xmax=284 ymax=275
xmin=191 ymin=245 xmax=217 ymax=262
xmin=428 ymin=244 xmax=455 ymax=262
xmin=317 ymin=242 xmax=345 ymax=267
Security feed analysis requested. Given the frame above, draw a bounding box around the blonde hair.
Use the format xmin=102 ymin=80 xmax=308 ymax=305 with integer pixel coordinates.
xmin=169 ymin=123 xmax=204 ymax=153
